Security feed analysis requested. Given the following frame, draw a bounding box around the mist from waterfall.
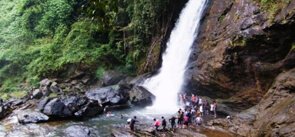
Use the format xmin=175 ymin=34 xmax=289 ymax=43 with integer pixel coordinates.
xmin=142 ymin=0 xmax=207 ymax=113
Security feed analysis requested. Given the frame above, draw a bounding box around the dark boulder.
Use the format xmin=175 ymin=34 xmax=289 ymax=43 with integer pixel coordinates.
xmin=74 ymin=100 xmax=103 ymax=117
xmin=37 ymin=97 xmax=50 ymax=111
xmin=128 ymin=86 xmax=155 ymax=106
xmin=62 ymin=96 xmax=87 ymax=113
xmin=43 ymin=98 xmax=65 ymax=117
xmin=17 ymin=110 xmax=49 ymax=124
xmin=64 ymin=125 xmax=99 ymax=137
xmin=85 ymin=85 xmax=129 ymax=106
xmin=39 ymin=96 xmax=103 ymax=118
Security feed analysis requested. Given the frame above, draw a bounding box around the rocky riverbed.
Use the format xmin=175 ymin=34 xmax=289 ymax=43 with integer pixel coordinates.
xmin=0 ymin=72 xmax=236 ymax=137
xmin=1 ymin=106 xmax=236 ymax=137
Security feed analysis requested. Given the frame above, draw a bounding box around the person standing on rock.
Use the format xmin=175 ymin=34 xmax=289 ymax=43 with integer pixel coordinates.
xmin=130 ymin=116 xmax=138 ymax=131
xmin=161 ymin=116 xmax=167 ymax=131
xmin=169 ymin=116 xmax=176 ymax=130
xmin=177 ymin=109 xmax=184 ymax=128
xmin=199 ymin=105 xmax=204 ymax=117
xmin=183 ymin=115 xmax=189 ymax=128
xmin=191 ymin=94 xmax=197 ymax=106
xmin=153 ymin=118 xmax=161 ymax=131
xmin=204 ymin=99 xmax=210 ymax=115
xmin=198 ymin=97 xmax=203 ymax=106
xmin=210 ymin=102 xmax=215 ymax=116
xmin=213 ymin=100 xmax=217 ymax=118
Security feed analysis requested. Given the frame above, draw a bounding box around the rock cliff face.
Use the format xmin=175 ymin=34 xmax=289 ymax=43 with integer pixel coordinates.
xmin=185 ymin=0 xmax=295 ymax=136
xmin=187 ymin=0 xmax=295 ymax=109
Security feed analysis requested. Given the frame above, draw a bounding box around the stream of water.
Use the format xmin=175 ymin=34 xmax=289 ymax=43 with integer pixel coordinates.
xmin=142 ymin=0 xmax=207 ymax=113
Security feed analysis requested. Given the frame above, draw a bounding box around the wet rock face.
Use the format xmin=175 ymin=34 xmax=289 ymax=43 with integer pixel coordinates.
xmin=64 ymin=125 xmax=99 ymax=137
xmin=208 ymin=68 xmax=295 ymax=137
xmin=17 ymin=110 xmax=49 ymax=124
xmin=252 ymin=68 xmax=295 ymax=137
xmin=188 ymin=0 xmax=295 ymax=110
xmin=185 ymin=0 xmax=295 ymax=136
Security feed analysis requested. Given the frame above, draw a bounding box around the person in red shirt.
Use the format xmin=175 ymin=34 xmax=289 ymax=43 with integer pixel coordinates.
xmin=153 ymin=118 xmax=161 ymax=131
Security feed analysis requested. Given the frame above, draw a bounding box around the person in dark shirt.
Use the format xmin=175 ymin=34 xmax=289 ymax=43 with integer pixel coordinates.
xmin=161 ymin=116 xmax=167 ymax=131
xmin=177 ymin=110 xmax=184 ymax=128
xmin=130 ymin=116 xmax=138 ymax=131
xmin=169 ymin=116 xmax=176 ymax=129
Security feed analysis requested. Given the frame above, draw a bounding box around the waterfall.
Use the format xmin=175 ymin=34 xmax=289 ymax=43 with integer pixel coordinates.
xmin=142 ymin=0 xmax=207 ymax=113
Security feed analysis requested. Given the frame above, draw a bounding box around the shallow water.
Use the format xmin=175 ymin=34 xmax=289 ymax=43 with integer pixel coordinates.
xmin=40 ymin=107 xmax=175 ymax=136
xmin=1 ymin=107 xmax=233 ymax=137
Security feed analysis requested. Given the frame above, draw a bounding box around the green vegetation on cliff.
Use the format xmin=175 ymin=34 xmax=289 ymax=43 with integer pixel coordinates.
xmin=0 ymin=0 xmax=171 ymax=93
xmin=257 ymin=0 xmax=292 ymax=17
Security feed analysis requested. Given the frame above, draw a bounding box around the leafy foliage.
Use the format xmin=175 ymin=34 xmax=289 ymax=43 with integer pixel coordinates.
xmin=0 ymin=0 xmax=171 ymax=93
xmin=257 ymin=0 xmax=291 ymax=14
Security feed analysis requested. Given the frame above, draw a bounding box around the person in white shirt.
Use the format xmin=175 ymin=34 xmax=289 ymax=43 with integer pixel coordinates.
xmin=199 ymin=105 xmax=203 ymax=116
xmin=195 ymin=115 xmax=203 ymax=126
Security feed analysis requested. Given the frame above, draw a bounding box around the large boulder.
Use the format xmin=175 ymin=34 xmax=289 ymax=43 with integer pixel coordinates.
xmin=17 ymin=110 xmax=49 ymax=124
xmin=62 ymin=96 xmax=87 ymax=113
xmin=102 ymin=71 xmax=125 ymax=86
xmin=128 ymin=86 xmax=155 ymax=106
xmin=74 ymin=100 xmax=103 ymax=117
xmin=43 ymin=98 xmax=65 ymax=117
xmin=64 ymin=125 xmax=99 ymax=137
xmin=85 ymin=85 xmax=129 ymax=106
xmin=39 ymin=96 xmax=103 ymax=118
xmin=37 ymin=97 xmax=50 ymax=111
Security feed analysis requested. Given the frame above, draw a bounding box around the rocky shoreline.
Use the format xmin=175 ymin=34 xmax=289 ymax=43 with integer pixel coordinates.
xmin=0 ymin=71 xmax=235 ymax=137
xmin=0 ymin=71 xmax=155 ymax=122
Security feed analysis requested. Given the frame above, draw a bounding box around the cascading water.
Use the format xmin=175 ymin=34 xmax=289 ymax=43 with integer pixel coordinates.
xmin=142 ymin=0 xmax=207 ymax=113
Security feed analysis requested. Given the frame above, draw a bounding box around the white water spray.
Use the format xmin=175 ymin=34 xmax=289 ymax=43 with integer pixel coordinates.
xmin=142 ymin=0 xmax=207 ymax=113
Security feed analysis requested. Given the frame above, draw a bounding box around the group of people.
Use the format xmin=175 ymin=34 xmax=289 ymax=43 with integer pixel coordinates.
xmin=174 ymin=93 xmax=217 ymax=129
xmin=180 ymin=93 xmax=217 ymax=118
xmin=127 ymin=93 xmax=218 ymax=132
